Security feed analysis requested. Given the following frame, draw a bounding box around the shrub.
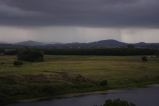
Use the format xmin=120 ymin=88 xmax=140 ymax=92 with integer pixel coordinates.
xmin=17 ymin=49 xmax=44 ymax=62
xmin=99 ymin=80 xmax=108 ymax=86
xmin=141 ymin=56 xmax=148 ymax=62
xmin=102 ymin=99 xmax=136 ymax=106
xmin=0 ymin=62 xmax=5 ymax=65
xmin=13 ymin=60 xmax=23 ymax=66
xmin=75 ymin=74 xmax=88 ymax=82
xmin=0 ymin=93 xmax=12 ymax=105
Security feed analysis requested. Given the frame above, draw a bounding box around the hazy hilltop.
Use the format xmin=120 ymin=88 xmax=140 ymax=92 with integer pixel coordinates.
xmin=15 ymin=40 xmax=46 ymax=46
xmin=0 ymin=39 xmax=159 ymax=49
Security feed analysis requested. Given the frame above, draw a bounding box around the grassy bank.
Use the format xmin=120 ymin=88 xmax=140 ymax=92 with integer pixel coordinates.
xmin=0 ymin=55 xmax=159 ymax=105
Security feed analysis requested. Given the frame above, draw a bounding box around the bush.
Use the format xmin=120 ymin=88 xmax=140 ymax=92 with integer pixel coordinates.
xmin=74 ymin=74 xmax=88 ymax=82
xmin=0 ymin=62 xmax=5 ymax=65
xmin=141 ymin=56 xmax=148 ymax=62
xmin=0 ymin=93 xmax=12 ymax=105
xmin=99 ymin=80 xmax=108 ymax=86
xmin=17 ymin=49 xmax=44 ymax=62
xmin=13 ymin=61 xmax=23 ymax=66
xmin=102 ymin=99 xmax=136 ymax=106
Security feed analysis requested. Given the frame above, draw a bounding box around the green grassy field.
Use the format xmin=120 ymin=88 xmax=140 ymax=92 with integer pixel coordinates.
xmin=0 ymin=55 xmax=159 ymax=104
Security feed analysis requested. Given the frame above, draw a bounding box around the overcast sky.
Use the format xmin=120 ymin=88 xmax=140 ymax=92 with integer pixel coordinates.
xmin=0 ymin=0 xmax=159 ymax=43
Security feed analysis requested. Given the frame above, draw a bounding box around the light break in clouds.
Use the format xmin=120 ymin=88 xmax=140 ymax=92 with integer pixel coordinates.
xmin=0 ymin=26 xmax=159 ymax=43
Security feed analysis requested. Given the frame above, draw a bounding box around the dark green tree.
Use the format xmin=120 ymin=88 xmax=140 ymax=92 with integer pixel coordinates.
xmin=17 ymin=49 xmax=44 ymax=62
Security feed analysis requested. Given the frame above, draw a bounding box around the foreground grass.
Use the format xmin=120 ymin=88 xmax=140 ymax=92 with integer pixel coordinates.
xmin=0 ymin=55 xmax=159 ymax=104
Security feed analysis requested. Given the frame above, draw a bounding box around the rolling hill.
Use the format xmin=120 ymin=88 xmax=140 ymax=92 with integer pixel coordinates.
xmin=0 ymin=39 xmax=159 ymax=49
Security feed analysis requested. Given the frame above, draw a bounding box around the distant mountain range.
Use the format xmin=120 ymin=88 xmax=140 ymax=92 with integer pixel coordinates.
xmin=15 ymin=40 xmax=46 ymax=46
xmin=0 ymin=39 xmax=159 ymax=49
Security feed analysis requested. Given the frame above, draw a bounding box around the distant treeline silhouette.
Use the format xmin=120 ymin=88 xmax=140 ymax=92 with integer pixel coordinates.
xmin=0 ymin=48 xmax=159 ymax=56
xmin=43 ymin=48 xmax=158 ymax=56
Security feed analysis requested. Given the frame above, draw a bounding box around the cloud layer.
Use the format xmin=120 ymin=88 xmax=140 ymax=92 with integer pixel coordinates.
xmin=0 ymin=0 xmax=159 ymax=27
xmin=0 ymin=0 xmax=159 ymax=43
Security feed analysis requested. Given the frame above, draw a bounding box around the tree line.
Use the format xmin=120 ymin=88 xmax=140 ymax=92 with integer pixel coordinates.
xmin=43 ymin=48 xmax=159 ymax=56
xmin=0 ymin=48 xmax=159 ymax=56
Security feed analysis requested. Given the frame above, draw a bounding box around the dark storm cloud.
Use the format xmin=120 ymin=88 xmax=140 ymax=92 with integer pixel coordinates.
xmin=0 ymin=0 xmax=159 ymax=27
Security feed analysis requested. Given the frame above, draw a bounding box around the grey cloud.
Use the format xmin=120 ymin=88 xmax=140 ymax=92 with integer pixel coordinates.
xmin=0 ymin=0 xmax=159 ymax=27
xmin=0 ymin=4 xmax=43 ymax=17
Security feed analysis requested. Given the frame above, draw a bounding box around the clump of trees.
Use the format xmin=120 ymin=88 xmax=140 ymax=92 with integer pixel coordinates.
xmin=100 ymin=99 xmax=136 ymax=106
xmin=17 ymin=49 xmax=44 ymax=62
